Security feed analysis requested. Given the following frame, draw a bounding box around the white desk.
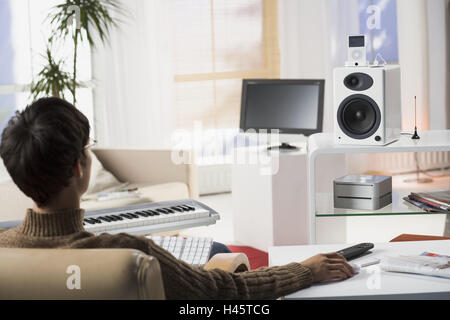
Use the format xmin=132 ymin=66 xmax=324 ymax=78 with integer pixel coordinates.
xmin=269 ymin=240 xmax=450 ymax=299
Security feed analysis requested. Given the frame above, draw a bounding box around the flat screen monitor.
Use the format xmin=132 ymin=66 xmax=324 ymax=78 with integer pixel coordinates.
xmin=240 ymin=79 xmax=324 ymax=136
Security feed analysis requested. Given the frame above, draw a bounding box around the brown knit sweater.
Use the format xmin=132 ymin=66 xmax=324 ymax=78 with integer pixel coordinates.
xmin=0 ymin=208 xmax=313 ymax=299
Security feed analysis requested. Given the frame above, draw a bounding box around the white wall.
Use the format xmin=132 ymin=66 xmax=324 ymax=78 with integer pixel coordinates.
xmin=427 ymin=0 xmax=450 ymax=130
xmin=397 ymin=0 xmax=430 ymax=131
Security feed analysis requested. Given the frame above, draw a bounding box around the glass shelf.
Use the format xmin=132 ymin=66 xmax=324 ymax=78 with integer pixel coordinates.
xmin=307 ymin=130 xmax=450 ymax=243
xmin=315 ymin=190 xmax=436 ymax=217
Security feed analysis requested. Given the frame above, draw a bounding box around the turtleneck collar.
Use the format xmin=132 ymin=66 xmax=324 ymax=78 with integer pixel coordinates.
xmin=17 ymin=208 xmax=85 ymax=237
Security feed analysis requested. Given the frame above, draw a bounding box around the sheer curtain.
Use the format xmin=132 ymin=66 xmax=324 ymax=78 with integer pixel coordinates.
xmin=278 ymin=0 xmax=359 ymax=132
xmin=322 ymin=0 xmax=359 ymax=131
xmin=91 ymin=0 xmax=175 ymax=149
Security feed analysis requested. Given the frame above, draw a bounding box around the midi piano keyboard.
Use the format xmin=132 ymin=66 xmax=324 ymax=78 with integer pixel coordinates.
xmin=0 ymin=199 xmax=220 ymax=236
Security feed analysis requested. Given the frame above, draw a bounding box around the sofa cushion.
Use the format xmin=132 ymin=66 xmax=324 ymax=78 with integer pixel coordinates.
xmin=127 ymin=182 xmax=190 ymax=202
xmin=81 ymin=195 xmax=153 ymax=212
xmin=85 ymin=150 xmax=123 ymax=195
xmin=81 ymin=182 xmax=190 ymax=212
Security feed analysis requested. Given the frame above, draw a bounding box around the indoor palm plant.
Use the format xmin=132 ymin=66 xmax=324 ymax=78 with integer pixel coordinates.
xmin=30 ymin=46 xmax=75 ymax=100
xmin=30 ymin=0 xmax=125 ymax=105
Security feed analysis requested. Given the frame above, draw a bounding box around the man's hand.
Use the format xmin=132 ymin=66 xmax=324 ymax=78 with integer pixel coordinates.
xmin=300 ymin=252 xmax=356 ymax=283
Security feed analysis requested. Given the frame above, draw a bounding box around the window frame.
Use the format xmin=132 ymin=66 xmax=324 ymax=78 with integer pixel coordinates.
xmin=174 ymin=0 xmax=280 ymax=83
xmin=172 ymin=0 xmax=280 ymax=129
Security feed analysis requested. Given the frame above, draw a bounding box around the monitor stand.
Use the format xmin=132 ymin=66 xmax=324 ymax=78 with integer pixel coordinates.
xmin=267 ymin=142 xmax=300 ymax=151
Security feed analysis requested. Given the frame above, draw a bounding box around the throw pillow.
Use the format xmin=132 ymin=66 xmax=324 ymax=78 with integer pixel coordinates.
xmin=84 ymin=150 xmax=124 ymax=196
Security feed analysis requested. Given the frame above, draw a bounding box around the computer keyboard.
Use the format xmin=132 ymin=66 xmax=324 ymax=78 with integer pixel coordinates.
xmin=147 ymin=235 xmax=213 ymax=267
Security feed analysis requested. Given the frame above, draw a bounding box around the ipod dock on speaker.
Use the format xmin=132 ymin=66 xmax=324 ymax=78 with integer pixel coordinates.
xmin=345 ymin=35 xmax=367 ymax=67
xmin=333 ymin=65 xmax=402 ymax=145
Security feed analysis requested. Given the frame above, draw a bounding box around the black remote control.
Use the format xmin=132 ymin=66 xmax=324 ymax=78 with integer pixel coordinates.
xmin=336 ymin=243 xmax=374 ymax=261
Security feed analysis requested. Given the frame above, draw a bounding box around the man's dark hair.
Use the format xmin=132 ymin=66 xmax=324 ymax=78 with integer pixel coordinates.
xmin=0 ymin=97 xmax=90 ymax=206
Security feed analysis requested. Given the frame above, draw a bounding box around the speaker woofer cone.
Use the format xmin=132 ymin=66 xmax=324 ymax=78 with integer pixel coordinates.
xmin=337 ymin=94 xmax=381 ymax=139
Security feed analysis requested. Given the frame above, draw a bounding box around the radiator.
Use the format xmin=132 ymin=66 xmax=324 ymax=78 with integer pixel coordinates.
xmin=198 ymin=163 xmax=232 ymax=195
xmin=365 ymin=151 xmax=450 ymax=174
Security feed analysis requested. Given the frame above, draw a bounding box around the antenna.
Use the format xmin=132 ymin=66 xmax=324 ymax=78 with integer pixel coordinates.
xmin=404 ymin=96 xmax=432 ymax=184
xmin=411 ymin=96 xmax=420 ymax=139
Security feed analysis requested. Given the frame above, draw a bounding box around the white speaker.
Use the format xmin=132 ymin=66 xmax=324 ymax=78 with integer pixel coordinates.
xmin=333 ymin=65 xmax=402 ymax=145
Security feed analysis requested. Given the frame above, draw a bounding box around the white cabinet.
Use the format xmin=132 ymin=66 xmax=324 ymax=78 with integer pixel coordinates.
xmin=231 ymin=143 xmax=346 ymax=251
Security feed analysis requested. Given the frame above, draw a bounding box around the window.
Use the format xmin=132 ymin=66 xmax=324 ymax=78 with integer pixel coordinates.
xmin=0 ymin=0 xmax=94 ymax=127
xmin=358 ymin=0 xmax=399 ymax=63
xmin=171 ymin=0 xmax=280 ymax=130
xmin=0 ymin=0 xmax=93 ymax=181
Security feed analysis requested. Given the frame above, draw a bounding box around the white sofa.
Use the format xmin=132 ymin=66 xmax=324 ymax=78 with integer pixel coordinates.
xmin=0 ymin=148 xmax=198 ymax=222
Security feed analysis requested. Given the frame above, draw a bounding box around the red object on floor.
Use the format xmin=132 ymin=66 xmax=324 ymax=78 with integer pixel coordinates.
xmin=227 ymin=245 xmax=268 ymax=270
xmin=390 ymin=234 xmax=450 ymax=242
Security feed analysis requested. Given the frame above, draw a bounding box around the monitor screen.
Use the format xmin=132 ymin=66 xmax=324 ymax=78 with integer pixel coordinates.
xmin=240 ymin=79 xmax=324 ymax=135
